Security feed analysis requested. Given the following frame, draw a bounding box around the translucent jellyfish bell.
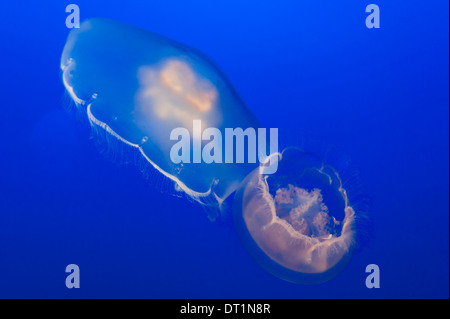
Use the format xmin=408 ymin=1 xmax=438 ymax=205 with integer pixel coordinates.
xmin=233 ymin=148 xmax=357 ymax=284
xmin=61 ymin=18 xmax=259 ymax=210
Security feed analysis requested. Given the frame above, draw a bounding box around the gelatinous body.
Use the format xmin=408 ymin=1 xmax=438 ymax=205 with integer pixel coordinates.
xmin=61 ymin=18 xmax=259 ymax=207
xmin=61 ymin=18 xmax=364 ymax=283
xmin=233 ymin=148 xmax=356 ymax=284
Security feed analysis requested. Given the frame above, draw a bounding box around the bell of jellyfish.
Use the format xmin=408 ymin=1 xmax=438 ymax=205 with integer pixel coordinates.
xmin=61 ymin=18 xmax=260 ymax=217
xmin=233 ymin=148 xmax=357 ymax=284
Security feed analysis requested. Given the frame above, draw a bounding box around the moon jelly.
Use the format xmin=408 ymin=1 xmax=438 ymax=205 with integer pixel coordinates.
xmin=61 ymin=18 xmax=259 ymax=212
xmin=61 ymin=18 xmax=365 ymax=283
xmin=233 ymin=148 xmax=357 ymax=284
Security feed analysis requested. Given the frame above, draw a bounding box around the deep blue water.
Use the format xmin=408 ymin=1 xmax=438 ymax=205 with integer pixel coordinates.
xmin=0 ymin=1 xmax=448 ymax=298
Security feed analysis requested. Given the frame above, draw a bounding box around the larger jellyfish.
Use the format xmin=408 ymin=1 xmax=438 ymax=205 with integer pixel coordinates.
xmin=61 ymin=18 xmax=260 ymax=213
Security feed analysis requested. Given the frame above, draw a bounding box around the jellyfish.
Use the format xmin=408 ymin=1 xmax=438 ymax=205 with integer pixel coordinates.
xmin=233 ymin=148 xmax=358 ymax=284
xmin=61 ymin=18 xmax=260 ymax=217
xmin=61 ymin=18 xmax=365 ymax=283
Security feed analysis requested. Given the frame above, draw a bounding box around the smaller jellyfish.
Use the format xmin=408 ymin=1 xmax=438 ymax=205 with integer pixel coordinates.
xmin=233 ymin=148 xmax=358 ymax=284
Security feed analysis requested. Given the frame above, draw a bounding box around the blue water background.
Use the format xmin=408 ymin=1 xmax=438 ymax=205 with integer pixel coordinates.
xmin=0 ymin=1 xmax=448 ymax=298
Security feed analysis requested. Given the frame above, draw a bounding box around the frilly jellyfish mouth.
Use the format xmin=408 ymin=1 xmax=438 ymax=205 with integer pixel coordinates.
xmin=274 ymin=186 xmax=342 ymax=240
xmin=233 ymin=148 xmax=356 ymax=284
